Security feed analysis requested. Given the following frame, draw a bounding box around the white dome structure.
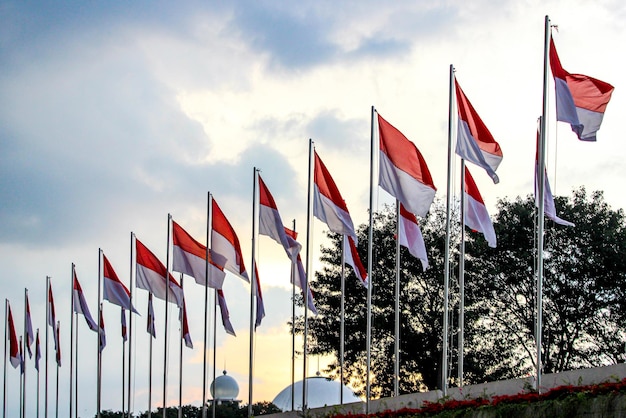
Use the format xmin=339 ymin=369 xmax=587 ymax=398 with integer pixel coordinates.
xmin=272 ymin=376 xmax=362 ymax=411
xmin=210 ymin=370 xmax=240 ymax=401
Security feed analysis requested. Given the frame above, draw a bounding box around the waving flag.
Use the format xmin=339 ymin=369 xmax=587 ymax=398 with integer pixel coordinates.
xmin=102 ymin=253 xmax=138 ymax=314
xmin=258 ymin=175 xmax=300 ymax=258
xmin=25 ymin=292 xmax=34 ymax=358
xmin=147 ymin=293 xmax=156 ymax=338
xmin=217 ymin=289 xmax=236 ymax=336
xmin=35 ymin=329 xmax=41 ymax=371
xmin=378 ymin=113 xmax=436 ymax=217
xmin=55 ymin=322 xmax=61 ymax=366
xmin=211 ymin=199 xmax=249 ymax=281
xmin=455 ymin=79 xmax=503 ymax=183
xmin=7 ymin=301 xmax=22 ymax=369
xmin=550 ymin=38 xmax=614 ymax=141
xmin=284 ymin=228 xmax=317 ymax=314
xmin=172 ymin=220 xmax=226 ymax=289
xmin=253 ymin=263 xmax=265 ymax=330
xmin=73 ymin=271 xmax=99 ymax=332
xmin=344 ymin=235 xmax=368 ymax=286
xmin=179 ymin=299 xmax=193 ymax=349
xmin=464 ymin=167 xmax=497 ymax=248
xmin=121 ymin=308 xmax=127 ymax=342
xmin=313 ymin=151 xmax=357 ymax=241
xmin=398 ymin=204 xmax=429 ymax=270
xmin=98 ymin=311 xmax=106 ymax=352
xmin=135 ymin=238 xmax=184 ymax=307
xmin=48 ymin=283 xmax=58 ymax=350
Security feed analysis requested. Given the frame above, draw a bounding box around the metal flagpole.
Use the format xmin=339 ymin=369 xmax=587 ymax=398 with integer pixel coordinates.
xmin=304 ymin=140 xmax=315 ymax=413
xmin=148 ymin=293 xmax=154 ymax=418
xmin=69 ymin=264 xmax=75 ymax=418
xmin=163 ymin=214 xmax=173 ymax=418
xmin=211 ymin=288 xmax=217 ymax=418
xmin=122 ymin=309 xmax=126 ymax=417
xmin=55 ymin=321 xmax=59 ymax=418
xmin=291 ymin=219 xmax=296 ymax=411
xmin=36 ymin=328 xmax=40 ymax=418
xmin=20 ymin=337 xmax=23 ymax=418
xmin=248 ymin=168 xmax=259 ymax=418
xmin=178 ymin=275 xmax=184 ymax=418
xmin=128 ymin=233 xmax=136 ymax=418
xmin=23 ymin=290 xmax=28 ymax=418
xmin=74 ymin=315 xmax=78 ymax=418
xmin=97 ymin=252 xmax=102 ymax=418
xmin=3 ymin=299 xmax=7 ymax=418
xmin=202 ymin=192 xmax=212 ymax=418
xmin=45 ymin=276 xmax=50 ymax=418
xmin=366 ymin=106 xmax=376 ymax=413
xmin=340 ymin=236 xmax=345 ymax=404
xmin=458 ymin=161 xmax=466 ymax=387
xmin=442 ymin=65 xmax=455 ymax=396
xmin=394 ymin=200 xmax=401 ymax=397
xmin=536 ymin=14 xmax=551 ymax=393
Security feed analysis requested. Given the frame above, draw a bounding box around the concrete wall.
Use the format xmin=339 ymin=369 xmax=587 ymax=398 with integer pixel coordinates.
xmin=262 ymin=363 xmax=626 ymax=418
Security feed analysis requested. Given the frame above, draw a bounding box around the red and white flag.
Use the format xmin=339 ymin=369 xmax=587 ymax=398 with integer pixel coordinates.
xmin=179 ymin=298 xmax=193 ymax=349
xmin=398 ymin=204 xmax=429 ymax=270
xmin=284 ymin=228 xmax=317 ymax=314
xmin=25 ymin=292 xmax=34 ymax=358
xmin=7 ymin=301 xmax=22 ymax=369
xmin=98 ymin=310 xmax=106 ymax=352
xmin=253 ymin=263 xmax=265 ymax=330
xmin=378 ymin=112 xmax=436 ymax=217
xmin=259 ymin=175 xmax=300 ymax=258
xmin=147 ymin=293 xmax=156 ymax=338
xmin=464 ymin=167 xmax=497 ymax=248
xmin=172 ymin=220 xmax=226 ymax=289
xmin=73 ymin=270 xmax=99 ymax=332
xmin=344 ymin=235 xmax=368 ymax=287
xmin=455 ymin=79 xmax=503 ymax=184
xmin=102 ymin=253 xmax=138 ymax=314
xmin=217 ymin=289 xmax=236 ymax=337
xmin=313 ymin=151 xmax=357 ymax=241
xmin=121 ymin=308 xmax=127 ymax=342
xmin=55 ymin=322 xmax=61 ymax=367
xmin=550 ymin=37 xmax=614 ymax=141
xmin=211 ymin=199 xmax=249 ymax=281
xmin=48 ymin=283 xmax=58 ymax=351
xmin=135 ymin=238 xmax=184 ymax=307
xmin=35 ymin=329 xmax=41 ymax=371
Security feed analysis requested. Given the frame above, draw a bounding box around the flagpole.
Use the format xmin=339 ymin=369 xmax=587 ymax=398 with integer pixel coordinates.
xmin=69 ymin=264 xmax=75 ymax=418
xmin=74 ymin=314 xmax=78 ymax=418
xmin=537 ymin=15 xmax=551 ymax=393
xmin=203 ymin=192 xmax=212 ymax=418
xmin=55 ymin=321 xmax=59 ymax=418
xmin=97 ymin=251 xmax=102 ymax=418
xmin=148 ymin=293 xmax=153 ymax=418
xmin=122 ymin=309 xmax=126 ymax=417
xmin=340 ymin=236 xmax=345 ymax=404
xmin=45 ymin=276 xmax=50 ymax=418
xmin=304 ymin=139 xmax=315 ymax=413
xmin=442 ymin=64 xmax=455 ymax=396
xmin=394 ymin=199 xmax=401 ymax=397
xmin=20 ymin=336 xmax=23 ymax=418
xmin=211 ymin=288 xmax=217 ymax=418
xmin=36 ymin=328 xmax=40 ymax=418
xmin=291 ymin=219 xmax=296 ymax=411
xmin=163 ymin=214 xmax=173 ymax=418
xmin=248 ymin=167 xmax=259 ymax=418
xmin=23 ymin=290 xmax=28 ymax=418
xmin=3 ymin=299 xmax=7 ymax=418
xmin=366 ymin=106 xmax=375 ymax=413
xmin=178 ymin=275 xmax=184 ymax=418
xmin=128 ymin=232 xmax=136 ymax=418
xmin=458 ymin=161 xmax=466 ymax=387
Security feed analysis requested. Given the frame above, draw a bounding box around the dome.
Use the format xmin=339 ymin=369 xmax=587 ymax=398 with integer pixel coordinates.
xmin=272 ymin=376 xmax=362 ymax=411
xmin=210 ymin=370 xmax=239 ymax=400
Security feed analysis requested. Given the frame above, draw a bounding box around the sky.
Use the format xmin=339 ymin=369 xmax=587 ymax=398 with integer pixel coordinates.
xmin=2 ymin=0 xmax=626 ymax=416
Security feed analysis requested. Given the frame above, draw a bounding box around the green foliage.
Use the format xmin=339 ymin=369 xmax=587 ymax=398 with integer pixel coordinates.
xmin=97 ymin=401 xmax=281 ymax=418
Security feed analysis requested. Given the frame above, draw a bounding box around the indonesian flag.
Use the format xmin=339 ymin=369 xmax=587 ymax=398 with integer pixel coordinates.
xmin=259 ymin=175 xmax=300 ymax=257
xmin=378 ymin=112 xmax=436 ymax=217
xmin=55 ymin=322 xmax=61 ymax=366
xmin=147 ymin=293 xmax=156 ymax=338
xmin=48 ymin=283 xmax=58 ymax=351
xmin=455 ymin=79 xmax=503 ymax=184
xmin=217 ymin=289 xmax=236 ymax=337
xmin=253 ymin=262 xmax=265 ymax=330
xmin=121 ymin=308 xmax=127 ymax=342
xmin=344 ymin=235 xmax=368 ymax=287
xmin=550 ymin=37 xmax=614 ymax=141
xmin=172 ymin=220 xmax=226 ymax=289
xmin=398 ymin=204 xmax=429 ymax=270
xmin=179 ymin=298 xmax=193 ymax=349
xmin=73 ymin=271 xmax=99 ymax=332
xmin=464 ymin=167 xmax=497 ymax=248
xmin=284 ymin=228 xmax=317 ymax=314
xmin=313 ymin=151 xmax=357 ymax=241
xmin=99 ymin=310 xmax=106 ymax=352
xmin=35 ymin=329 xmax=41 ymax=371
xmin=102 ymin=253 xmax=138 ymax=314
xmin=25 ymin=292 xmax=34 ymax=358
xmin=7 ymin=301 xmax=22 ymax=369
xmin=211 ymin=199 xmax=249 ymax=281
xmin=135 ymin=238 xmax=184 ymax=307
